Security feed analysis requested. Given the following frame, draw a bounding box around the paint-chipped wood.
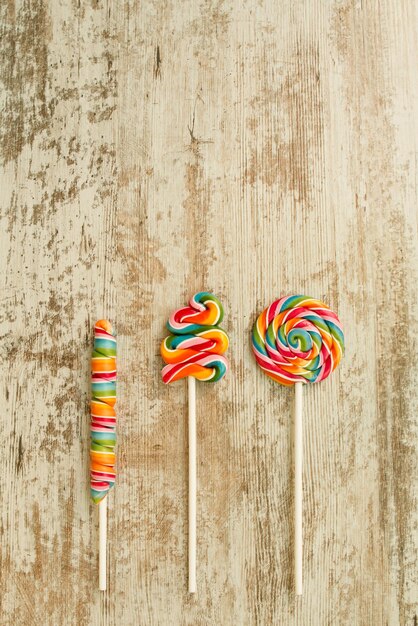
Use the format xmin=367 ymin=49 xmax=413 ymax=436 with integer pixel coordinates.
xmin=1 ymin=1 xmax=417 ymax=624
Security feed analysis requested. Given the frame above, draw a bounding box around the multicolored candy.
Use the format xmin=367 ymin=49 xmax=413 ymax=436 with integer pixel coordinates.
xmin=161 ymin=292 xmax=229 ymax=383
xmin=90 ymin=320 xmax=117 ymax=504
xmin=252 ymin=295 xmax=344 ymax=386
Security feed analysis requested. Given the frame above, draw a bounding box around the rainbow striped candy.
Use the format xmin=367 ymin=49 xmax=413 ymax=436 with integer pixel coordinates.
xmin=252 ymin=296 xmax=344 ymax=386
xmin=161 ymin=292 xmax=229 ymax=383
xmin=90 ymin=320 xmax=117 ymax=504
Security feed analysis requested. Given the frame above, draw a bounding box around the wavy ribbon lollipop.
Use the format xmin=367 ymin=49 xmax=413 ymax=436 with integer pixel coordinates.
xmin=252 ymin=296 xmax=344 ymax=595
xmin=161 ymin=292 xmax=229 ymax=593
xmin=90 ymin=319 xmax=117 ymax=591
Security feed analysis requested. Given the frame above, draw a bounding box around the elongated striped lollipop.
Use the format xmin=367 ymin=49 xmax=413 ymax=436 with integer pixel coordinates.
xmin=252 ymin=296 xmax=344 ymax=595
xmin=161 ymin=292 xmax=229 ymax=593
xmin=90 ymin=319 xmax=117 ymax=591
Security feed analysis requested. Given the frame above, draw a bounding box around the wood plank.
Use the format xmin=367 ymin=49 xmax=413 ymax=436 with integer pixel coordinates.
xmin=1 ymin=1 xmax=417 ymax=624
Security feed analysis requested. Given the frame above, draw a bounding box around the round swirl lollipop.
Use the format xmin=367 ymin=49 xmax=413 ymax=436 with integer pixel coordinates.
xmin=90 ymin=319 xmax=117 ymax=591
xmin=252 ymin=296 xmax=344 ymax=595
xmin=161 ymin=292 xmax=229 ymax=593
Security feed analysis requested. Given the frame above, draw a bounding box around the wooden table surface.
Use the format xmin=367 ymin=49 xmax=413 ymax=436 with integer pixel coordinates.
xmin=1 ymin=1 xmax=417 ymax=625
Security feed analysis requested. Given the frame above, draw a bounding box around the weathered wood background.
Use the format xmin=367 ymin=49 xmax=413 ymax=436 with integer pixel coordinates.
xmin=1 ymin=1 xmax=417 ymax=624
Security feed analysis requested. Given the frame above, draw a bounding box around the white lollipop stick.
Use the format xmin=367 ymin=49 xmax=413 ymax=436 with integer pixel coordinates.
xmin=99 ymin=497 xmax=107 ymax=591
xmin=188 ymin=376 xmax=197 ymax=594
xmin=294 ymin=381 xmax=303 ymax=595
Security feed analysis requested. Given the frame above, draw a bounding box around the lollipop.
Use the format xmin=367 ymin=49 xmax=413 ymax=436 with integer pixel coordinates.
xmin=161 ymin=292 xmax=229 ymax=593
xmin=252 ymin=296 xmax=344 ymax=595
xmin=90 ymin=319 xmax=117 ymax=591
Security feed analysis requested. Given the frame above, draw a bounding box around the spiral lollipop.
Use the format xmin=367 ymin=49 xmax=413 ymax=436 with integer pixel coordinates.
xmin=90 ymin=319 xmax=117 ymax=591
xmin=252 ymin=296 xmax=344 ymax=595
xmin=161 ymin=292 xmax=229 ymax=593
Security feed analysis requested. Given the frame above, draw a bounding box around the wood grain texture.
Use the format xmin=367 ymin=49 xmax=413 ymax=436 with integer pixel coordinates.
xmin=1 ymin=1 xmax=417 ymax=624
